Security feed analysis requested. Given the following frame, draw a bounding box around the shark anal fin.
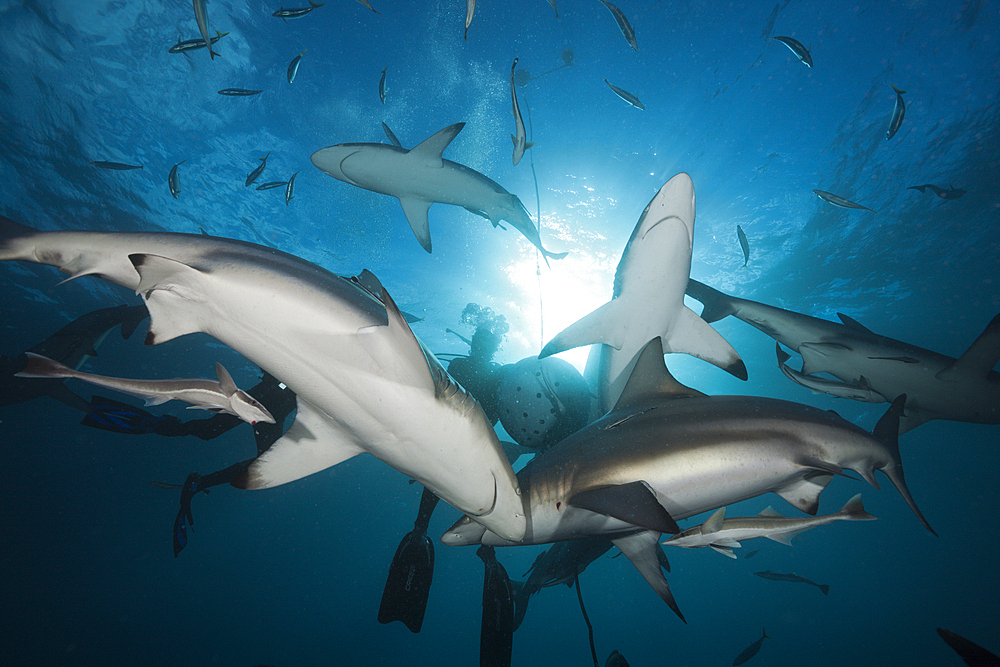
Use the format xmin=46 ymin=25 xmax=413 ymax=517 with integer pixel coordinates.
xmin=710 ymin=544 xmax=737 ymax=558
xmin=233 ymin=398 xmax=364 ymax=490
xmin=611 ymin=530 xmax=686 ymax=623
xmin=129 ymin=254 xmax=208 ymax=345
xmin=398 ymin=197 xmax=434 ymax=253
xmin=569 ymin=480 xmax=679 ymax=535
xmin=667 ymin=306 xmax=748 ymax=380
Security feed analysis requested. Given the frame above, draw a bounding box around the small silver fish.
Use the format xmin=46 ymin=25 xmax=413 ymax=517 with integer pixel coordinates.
xmin=772 ymin=36 xmax=812 ymax=67
xmin=245 ymin=151 xmax=270 ymax=187
xmin=813 ymin=189 xmax=875 ymax=212
xmin=355 ymin=0 xmax=380 ymax=13
xmin=604 ymin=78 xmax=644 ymax=110
xmin=287 ymin=50 xmax=306 ymax=83
xmin=737 ymin=224 xmax=749 ymax=267
xmin=169 ymin=30 xmax=228 ymax=54
xmin=285 ymin=171 xmax=300 ymax=205
xmin=886 ymin=84 xmax=906 ymax=140
xmin=90 ymin=160 xmax=143 ymax=170
xmin=510 ymin=58 xmax=535 ymax=165
xmin=273 ymin=0 xmax=324 ymax=21
xmin=378 ymin=66 xmax=388 ymax=104
xmin=192 ymin=0 xmax=220 ymax=60
xmin=256 ymin=181 xmax=289 ymax=190
xmin=597 ymin=0 xmax=637 ymax=52
xmin=218 ymin=88 xmax=264 ymax=96
xmin=733 ymin=628 xmax=769 ymax=666
xmin=465 ymin=0 xmax=475 ymax=39
xmin=168 ymin=160 xmax=186 ymax=199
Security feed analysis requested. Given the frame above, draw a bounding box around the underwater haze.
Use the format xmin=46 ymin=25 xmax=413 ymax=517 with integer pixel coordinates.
xmin=1 ymin=0 xmax=999 ymax=666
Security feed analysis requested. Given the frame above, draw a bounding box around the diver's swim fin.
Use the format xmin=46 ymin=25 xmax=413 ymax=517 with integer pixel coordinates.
xmin=378 ymin=488 xmax=440 ymax=633
xmin=478 ymin=545 xmax=514 ymax=667
xmin=82 ymin=394 xmax=162 ymax=434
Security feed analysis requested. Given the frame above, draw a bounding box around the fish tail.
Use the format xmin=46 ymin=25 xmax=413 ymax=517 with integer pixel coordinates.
xmin=210 ymin=47 xmax=221 ymax=60
xmin=873 ymin=395 xmax=936 ymax=535
xmin=892 ymin=84 xmax=906 ymax=94
xmin=684 ymin=279 xmax=736 ymax=324
xmin=818 ymin=584 xmax=830 ymax=596
xmin=16 ymin=352 xmax=75 ymax=379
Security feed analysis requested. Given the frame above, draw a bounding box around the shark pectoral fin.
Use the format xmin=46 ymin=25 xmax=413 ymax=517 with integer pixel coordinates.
xmin=611 ymin=530 xmax=686 ymax=623
xmin=710 ymin=544 xmax=737 ymax=559
xmin=939 ymin=312 xmax=1000 ymax=381
xmin=129 ymin=254 xmax=208 ymax=345
xmin=714 ymin=537 xmax=741 ymax=548
xmin=357 ymin=275 xmax=436 ymax=394
xmin=702 ymin=507 xmax=726 ymax=533
xmin=666 ymin=306 xmax=748 ymax=381
xmin=398 ymin=197 xmax=434 ymax=253
xmin=775 ymin=474 xmax=833 ymax=515
xmin=233 ymin=398 xmax=363 ymax=490
xmin=568 ymin=481 xmax=679 ymax=535
xmin=539 ymin=300 xmax=624 ymax=358
xmin=408 ymin=123 xmax=465 ymax=168
xmin=215 ymin=363 xmax=238 ymax=395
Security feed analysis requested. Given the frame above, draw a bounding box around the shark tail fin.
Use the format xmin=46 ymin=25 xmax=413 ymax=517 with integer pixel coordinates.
xmin=873 ymin=395 xmax=936 ymax=535
xmin=818 ymin=584 xmax=830 ymax=596
xmin=684 ymin=279 xmax=736 ymax=324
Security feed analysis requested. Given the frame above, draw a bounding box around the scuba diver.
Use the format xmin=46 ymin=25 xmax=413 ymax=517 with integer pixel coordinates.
xmin=85 ymin=370 xmax=297 ymax=557
xmin=444 ymin=303 xmax=510 ymax=425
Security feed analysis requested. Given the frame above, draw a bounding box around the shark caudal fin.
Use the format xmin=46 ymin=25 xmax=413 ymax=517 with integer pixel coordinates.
xmin=684 ymin=279 xmax=737 ymax=324
xmin=872 ymin=394 xmax=936 ymax=535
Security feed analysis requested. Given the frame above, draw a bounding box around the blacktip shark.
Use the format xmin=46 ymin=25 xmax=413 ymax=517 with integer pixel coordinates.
xmin=17 ymin=353 xmax=275 ymax=425
xmin=510 ymin=58 xmax=535 ymax=166
xmin=539 ymin=173 xmax=747 ymax=414
xmin=0 ymin=215 xmax=526 ymax=543
xmin=687 ymin=279 xmax=1000 ymax=433
xmin=887 ymin=84 xmax=906 ymax=140
xmin=310 ymin=123 xmax=567 ymax=264
xmin=1 ymin=304 xmax=148 ymax=411
xmin=444 ymin=337 xmax=933 ymax=622
xmin=663 ymin=493 xmax=875 ymax=558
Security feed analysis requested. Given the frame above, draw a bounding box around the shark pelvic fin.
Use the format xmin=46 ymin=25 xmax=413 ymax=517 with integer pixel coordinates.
xmin=775 ymin=473 xmax=833 ymax=515
xmin=398 ymin=197 xmax=434 ymax=252
xmin=129 ymin=254 xmax=207 ymax=345
xmin=569 ymin=480 xmax=679 ymax=535
xmin=408 ymin=123 xmax=465 ymax=168
xmin=233 ymin=398 xmax=364 ymax=490
xmin=611 ymin=530 xmax=686 ymax=623
xmin=666 ymin=306 xmax=748 ymax=380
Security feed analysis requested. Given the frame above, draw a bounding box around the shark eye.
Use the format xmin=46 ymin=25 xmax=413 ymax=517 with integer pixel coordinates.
xmin=555 ymin=502 xmax=562 ymax=510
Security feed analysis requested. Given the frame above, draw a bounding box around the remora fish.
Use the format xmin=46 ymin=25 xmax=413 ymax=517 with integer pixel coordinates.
xmin=169 ymin=30 xmax=228 ymax=54
xmin=510 ymin=58 xmax=535 ymax=166
xmin=597 ymin=0 xmax=637 ymax=52
xmin=776 ymin=343 xmax=886 ymax=403
xmin=908 ymin=183 xmax=966 ymax=200
xmin=464 ymin=0 xmax=475 ymax=39
xmin=733 ymin=628 xmax=769 ymax=665
xmin=256 ymin=181 xmax=289 ymax=190
xmin=218 ymin=88 xmax=264 ymax=96
xmin=686 ymin=279 xmax=1000 ymax=433
xmin=937 ymin=628 xmax=1000 ymax=667
xmin=813 ymin=189 xmax=876 ymax=212
xmin=245 ymin=151 xmax=270 ymax=187
xmin=273 ymin=0 xmax=324 ymax=21
xmin=444 ymin=338 xmax=934 ymax=622
xmin=192 ymin=0 xmax=220 ymax=60
xmin=0 ymin=216 xmax=526 ymax=542
xmin=90 ymin=160 xmax=142 ymax=171
xmin=753 ymin=570 xmax=829 ymax=595
xmin=168 ymin=160 xmax=186 ymax=199
xmin=285 ymin=171 xmax=299 ymax=205
xmin=287 ymin=50 xmax=306 ymax=83
xmin=664 ymin=493 xmax=875 ymax=558
xmin=355 ymin=0 xmax=380 ymax=13
xmin=539 ymin=173 xmax=746 ymax=415
xmin=772 ymin=36 xmax=812 ymax=67
xmin=886 ymin=84 xmax=906 ymax=140
xmin=543 ymin=0 xmax=558 ymax=17
xmin=378 ymin=66 xmax=388 ymax=104
xmin=737 ymin=224 xmax=749 ymax=267
xmin=310 ymin=123 xmax=567 ymax=264
xmin=382 ymin=121 xmax=402 ymax=148
xmin=604 ymin=78 xmax=644 ymax=110
xmin=16 ymin=353 xmax=274 ymax=425
xmin=1 ymin=304 xmax=148 ymax=411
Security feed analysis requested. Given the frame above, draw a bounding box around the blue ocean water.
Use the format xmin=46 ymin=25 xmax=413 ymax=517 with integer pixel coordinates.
xmin=1 ymin=0 xmax=998 ymax=665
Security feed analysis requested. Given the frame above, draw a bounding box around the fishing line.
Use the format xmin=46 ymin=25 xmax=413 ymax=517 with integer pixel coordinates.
xmin=522 ymin=87 xmax=545 ymax=350
xmin=574 ymin=570 xmax=599 ymax=667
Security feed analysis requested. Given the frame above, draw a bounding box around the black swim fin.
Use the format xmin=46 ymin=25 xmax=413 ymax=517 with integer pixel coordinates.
xmin=82 ymin=394 xmax=164 ymax=434
xmin=377 ymin=489 xmax=440 ymax=633
xmin=477 ymin=545 xmax=514 ymax=667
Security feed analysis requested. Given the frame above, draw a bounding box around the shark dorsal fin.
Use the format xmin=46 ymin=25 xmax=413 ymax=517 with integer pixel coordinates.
xmin=938 ymin=312 xmax=1000 ymax=381
xmin=215 ymin=363 xmax=238 ymax=395
xmin=837 ymin=312 xmax=875 ymax=334
xmin=408 ymin=123 xmax=466 ymax=167
xmin=612 ymin=338 xmax=706 ymax=411
xmin=702 ymin=507 xmax=726 ymax=533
